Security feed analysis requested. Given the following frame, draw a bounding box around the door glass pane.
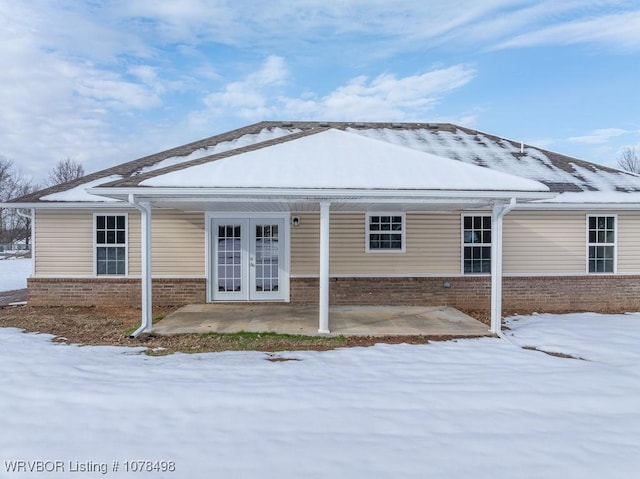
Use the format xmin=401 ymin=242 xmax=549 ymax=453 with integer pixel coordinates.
xmin=254 ymin=223 xmax=279 ymax=292
xmin=218 ymin=224 xmax=242 ymax=292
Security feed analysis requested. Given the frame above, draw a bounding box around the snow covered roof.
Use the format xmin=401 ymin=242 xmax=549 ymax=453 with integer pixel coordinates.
xmin=135 ymin=129 xmax=548 ymax=192
xmin=9 ymin=121 xmax=640 ymax=204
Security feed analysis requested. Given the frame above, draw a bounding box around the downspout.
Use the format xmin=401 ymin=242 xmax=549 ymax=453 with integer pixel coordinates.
xmin=490 ymin=197 xmax=516 ymax=339
xmin=128 ymin=194 xmax=153 ymax=338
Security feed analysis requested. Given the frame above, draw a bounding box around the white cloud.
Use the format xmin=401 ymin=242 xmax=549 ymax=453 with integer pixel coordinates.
xmin=115 ymin=1 xmax=640 ymax=55
xmin=494 ymin=10 xmax=640 ymax=51
xmin=196 ymin=61 xmax=476 ymax=124
xmin=201 ymin=56 xmax=289 ymax=120
xmin=568 ymin=128 xmax=629 ymax=144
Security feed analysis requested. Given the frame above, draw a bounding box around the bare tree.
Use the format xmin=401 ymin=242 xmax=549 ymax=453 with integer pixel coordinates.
xmin=0 ymin=157 xmax=37 ymax=246
xmin=617 ymin=147 xmax=640 ymax=174
xmin=46 ymin=158 xmax=85 ymax=186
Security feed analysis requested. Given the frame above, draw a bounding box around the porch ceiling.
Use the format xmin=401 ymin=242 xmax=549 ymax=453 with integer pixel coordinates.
xmin=156 ymin=199 xmax=499 ymax=213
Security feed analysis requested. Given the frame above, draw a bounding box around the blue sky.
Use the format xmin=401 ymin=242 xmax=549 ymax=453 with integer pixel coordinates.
xmin=1 ymin=0 xmax=639 ymax=183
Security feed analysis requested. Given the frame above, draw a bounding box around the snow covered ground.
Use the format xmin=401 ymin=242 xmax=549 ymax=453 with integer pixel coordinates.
xmin=1 ymin=313 xmax=639 ymax=478
xmin=0 ymin=257 xmax=32 ymax=291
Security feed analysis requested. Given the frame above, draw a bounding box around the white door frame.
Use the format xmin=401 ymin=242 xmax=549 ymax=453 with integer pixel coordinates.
xmin=205 ymin=212 xmax=290 ymax=302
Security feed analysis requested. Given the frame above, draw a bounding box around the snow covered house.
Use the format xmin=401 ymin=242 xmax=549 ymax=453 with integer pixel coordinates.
xmin=6 ymin=121 xmax=640 ymax=335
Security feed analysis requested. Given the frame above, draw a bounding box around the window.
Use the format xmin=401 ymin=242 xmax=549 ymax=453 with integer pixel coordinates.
xmin=95 ymin=214 xmax=127 ymax=276
xmin=463 ymin=215 xmax=491 ymax=274
xmin=588 ymin=215 xmax=615 ymax=273
xmin=366 ymin=213 xmax=405 ymax=252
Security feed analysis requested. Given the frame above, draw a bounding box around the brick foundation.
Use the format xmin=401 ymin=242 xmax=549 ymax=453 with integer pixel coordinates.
xmin=27 ymin=277 xmax=206 ymax=307
xmin=26 ymin=275 xmax=640 ymax=314
xmin=291 ymin=276 xmax=640 ymax=314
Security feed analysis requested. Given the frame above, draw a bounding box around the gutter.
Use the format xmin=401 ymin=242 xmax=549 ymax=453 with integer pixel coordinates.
xmin=127 ymin=194 xmax=153 ymax=338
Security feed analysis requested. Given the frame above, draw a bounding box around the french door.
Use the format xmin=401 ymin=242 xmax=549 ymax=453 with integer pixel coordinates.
xmin=211 ymin=217 xmax=286 ymax=301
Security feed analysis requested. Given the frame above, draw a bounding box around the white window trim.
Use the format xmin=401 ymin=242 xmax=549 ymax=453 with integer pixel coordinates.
xmin=93 ymin=212 xmax=129 ymax=277
xmin=365 ymin=212 xmax=406 ymax=253
xmin=586 ymin=213 xmax=617 ymax=274
xmin=460 ymin=214 xmax=492 ymax=276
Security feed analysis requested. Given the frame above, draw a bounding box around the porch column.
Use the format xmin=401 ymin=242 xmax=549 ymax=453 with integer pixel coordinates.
xmin=490 ymin=199 xmax=515 ymax=335
xmin=318 ymin=201 xmax=331 ymax=333
xmin=140 ymin=201 xmax=153 ymax=334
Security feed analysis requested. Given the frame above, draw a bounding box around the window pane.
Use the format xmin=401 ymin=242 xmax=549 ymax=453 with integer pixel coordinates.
xmin=588 ymin=217 xmax=615 ymax=273
xmin=96 ymin=215 xmax=126 ymax=276
xmin=464 ymin=217 xmax=472 ymax=229
xmin=368 ymin=215 xmax=403 ymax=250
xmin=606 ymin=217 xmax=614 ymax=229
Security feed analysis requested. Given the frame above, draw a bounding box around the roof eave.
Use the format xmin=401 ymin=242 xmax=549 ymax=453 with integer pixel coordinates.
xmin=88 ymin=186 xmax=556 ymax=203
xmin=515 ymin=202 xmax=640 ymax=210
xmin=0 ymin=201 xmax=126 ymax=209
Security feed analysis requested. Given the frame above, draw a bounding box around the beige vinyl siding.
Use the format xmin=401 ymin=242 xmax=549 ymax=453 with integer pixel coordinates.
xmin=615 ymin=211 xmax=640 ymax=273
xmin=503 ymin=211 xmax=586 ymax=274
xmin=148 ymin=211 xmax=205 ymax=276
xmin=291 ymin=213 xmax=460 ymax=275
xmin=128 ymin=212 xmax=141 ymax=274
xmin=34 ymin=209 xmax=95 ymax=275
xmin=35 ymin=209 xmax=205 ymax=277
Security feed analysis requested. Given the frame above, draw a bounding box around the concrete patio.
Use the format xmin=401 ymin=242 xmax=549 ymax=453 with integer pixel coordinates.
xmin=152 ymin=304 xmax=492 ymax=337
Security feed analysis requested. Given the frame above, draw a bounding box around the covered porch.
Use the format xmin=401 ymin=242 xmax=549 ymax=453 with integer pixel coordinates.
xmin=152 ymin=304 xmax=491 ymax=337
xmin=88 ymin=128 xmax=554 ymax=338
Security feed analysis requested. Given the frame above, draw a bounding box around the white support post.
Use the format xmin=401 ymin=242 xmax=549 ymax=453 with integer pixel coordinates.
xmin=318 ymin=201 xmax=331 ymax=334
xmin=140 ymin=201 xmax=153 ymax=333
xmin=490 ymin=204 xmax=503 ymax=334
xmin=490 ymin=198 xmax=516 ymax=335
xmin=129 ymin=196 xmax=153 ymax=337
